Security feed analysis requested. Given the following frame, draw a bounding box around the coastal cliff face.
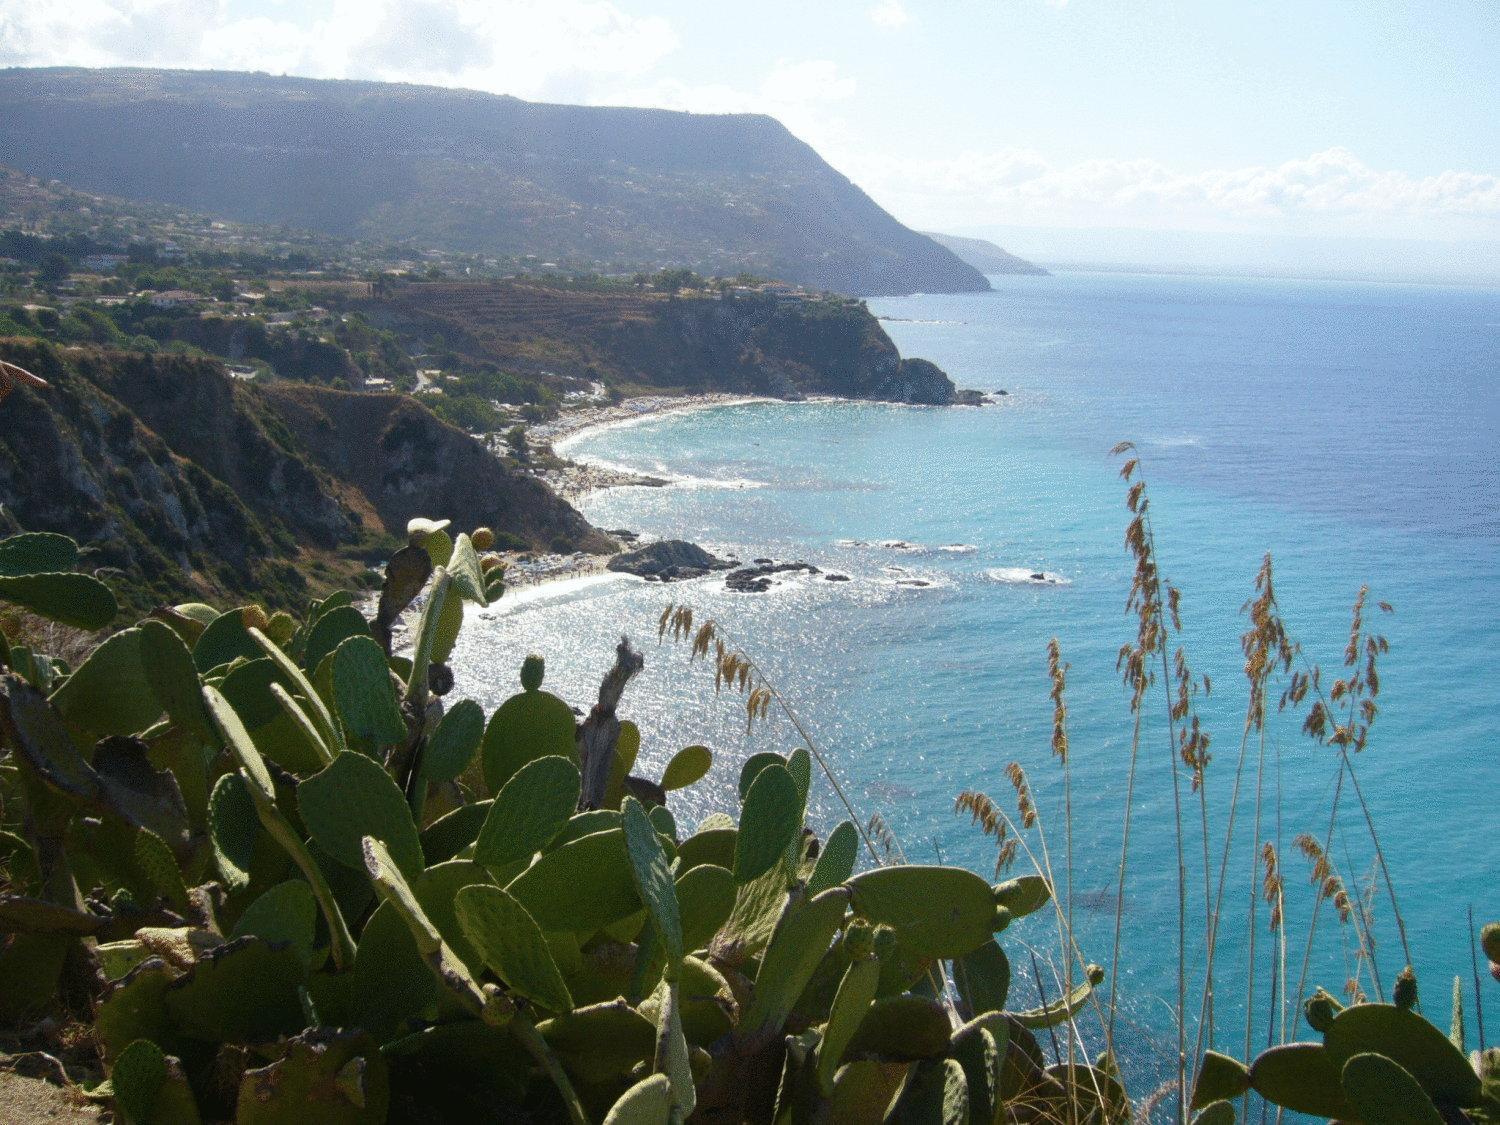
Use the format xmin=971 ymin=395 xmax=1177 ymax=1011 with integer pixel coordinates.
xmin=363 ymin=283 xmax=971 ymax=405
xmin=0 ymin=339 xmax=608 ymax=613
xmin=0 ymin=67 xmax=988 ymax=297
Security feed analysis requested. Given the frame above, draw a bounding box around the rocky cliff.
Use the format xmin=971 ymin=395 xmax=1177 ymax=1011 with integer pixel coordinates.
xmin=0 ymin=339 xmax=609 ymax=615
xmin=362 ymin=283 xmax=975 ymax=405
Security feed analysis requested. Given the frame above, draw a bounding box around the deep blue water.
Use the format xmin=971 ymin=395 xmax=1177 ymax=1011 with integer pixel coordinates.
xmin=449 ymin=270 xmax=1500 ymax=1089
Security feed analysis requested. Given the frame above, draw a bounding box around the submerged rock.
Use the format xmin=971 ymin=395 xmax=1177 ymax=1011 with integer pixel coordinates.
xmin=725 ymin=560 xmax=821 ymax=593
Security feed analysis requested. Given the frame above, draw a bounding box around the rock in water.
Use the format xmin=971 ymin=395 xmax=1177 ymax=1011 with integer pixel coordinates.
xmin=607 ymin=540 xmax=734 ymax=581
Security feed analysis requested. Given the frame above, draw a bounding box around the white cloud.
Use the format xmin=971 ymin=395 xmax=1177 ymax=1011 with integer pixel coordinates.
xmin=848 ymin=146 xmax=1500 ymax=237
xmin=868 ymin=1 xmax=911 ymax=30
xmin=0 ymin=0 xmax=680 ymax=99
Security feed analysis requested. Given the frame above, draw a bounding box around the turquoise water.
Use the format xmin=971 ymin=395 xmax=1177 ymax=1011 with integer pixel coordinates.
xmin=449 ymin=270 xmax=1500 ymax=1085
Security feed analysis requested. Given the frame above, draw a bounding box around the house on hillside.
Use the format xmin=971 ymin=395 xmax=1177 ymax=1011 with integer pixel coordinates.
xmin=149 ymin=290 xmax=205 ymax=309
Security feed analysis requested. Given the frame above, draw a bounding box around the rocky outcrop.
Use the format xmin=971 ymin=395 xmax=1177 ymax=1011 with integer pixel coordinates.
xmin=0 ymin=339 xmax=608 ymax=614
xmin=607 ymin=540 xmax=735 ymax=581
xmin=367 ymin=283 xmax=977 ymax=406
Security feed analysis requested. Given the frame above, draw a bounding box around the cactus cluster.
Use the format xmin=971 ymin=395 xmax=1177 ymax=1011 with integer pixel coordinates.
xmin=18 ymin=526 xmax=1493 ymax=1122
xmin=1194 ymin=966 xmax=1500 ymax=1123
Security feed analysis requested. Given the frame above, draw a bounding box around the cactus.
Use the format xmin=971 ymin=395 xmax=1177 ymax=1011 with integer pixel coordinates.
xmin=732 ymin=762 xmax=802 ymax=884
xmin=1010 ymin=964 xmax=1105 ymax=1030
xmin=846 ymin=865 xmax=996 ymax=959
xmin=420 ymin=698 xmax=485 ymax=783
xmin=50 ymin=626 xmax=163 ymax=742
xmin=420 ymin=800 xmax=492 ymax=865
xmin=1192 ymin=1102 xmax=1236 ymax=1125
xmin=677 ymin=825 xmax=737 ymax=872
xmin=230 ymin=880 xmax=319 ymax=969
xmin=953 ymin=938 xmax=1011 ymax=1018
xmin=737 ymin=750 xmax=787 ymax=799
xmin=0 ymin=570 xmax=117 ymax=630
xmin=1395 ymin=963 xmax=1420 ymax=1011
xmin=1322 ymin=1002 xmax=1482 ymax=1107
xmin=674 ymin=862 xmax=736 ymax=952
xmin=603 ymin=1073 xmax=673 ymax=1123
xmin=1191 ymin=1050 xmax=1251 ymax=1109
xmin=816 ymin=944 xmax=881 ymax=1092
xmin=622 ymin=797 xmax=683 ymax=964
xmin=887 ymin=1056 xmax=969 ymax=1124
xmin=298 ymin=751 xmax=425 ymax=879
xmin=806 ymin=819 xmax=859 ymax=895
xmin=162 ymin=936 xmax=307 ymax=1044
xmin=844 ymin=994 xmax=953 ymax=1061
xmin=109 ymin=1038 xmax=200 ymax=1125
xmin=455 ymin=883 xmax=575 ymax=1013
xmin=1248 ymin=1042 xmax=1354 ymax=1118
xmin=993 ymin=874 xmax=1051 ymax=920
xmin=660 ymin=744 xmax=713 ymax=791
xmin=331 ymin=635 xmax=406 ymax=752
xmin=1303 ymin=987 xmax=1343 ymax=1033
xmin=474 ymin=755 xmax=582 ymax=872
xmin=741 ymin=887 xmax=851 ymax=1042
xmin=481 ymin=667 xmax=579 ymax=793
xmin=236 ymin=1028 xmax=389 ymax=1124
xmin=506 ymin=827 xmax=642 ymax=935
xmin=1341 ymin=1051 xmax=1444 ymax=1124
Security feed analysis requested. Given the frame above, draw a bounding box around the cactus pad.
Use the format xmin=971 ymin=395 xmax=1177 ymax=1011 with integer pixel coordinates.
xmin=331 ymin=636 xmax=406 ymax=751
xmin=732 ymin=762 xmax=801 ymax=884
xmin=480 ymin=687 xmax=578 ymax=794
xmin=455 ymin=884 xmax=574 ymax=1013
xmin=420 ymin=698 xmax=485 ymax=784
xmin=1323 ymin=1002 xmax=1481 ymax=1107
xmin=847 ymin=865 xmax=995 ymax=958
xmin=474 ymin=755 xmax=582 ymax=871
xmin=236 ymin=1028 xmax=389 ymax=1124
xmin=506 ymin=828 xmax=641 ymax=935
xmin=660 ymin=745 xmax=712 ymax=791
xmin=298 ymin=752 xmax=424 ymax=879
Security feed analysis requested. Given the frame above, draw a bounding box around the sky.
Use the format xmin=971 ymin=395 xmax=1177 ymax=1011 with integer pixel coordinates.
xmin=3 ymin=0 xmax=1499 ymax=270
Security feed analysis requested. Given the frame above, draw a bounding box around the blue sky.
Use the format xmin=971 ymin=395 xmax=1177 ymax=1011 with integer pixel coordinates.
xmin=3 ymin=0 xmax=1498 ymax=257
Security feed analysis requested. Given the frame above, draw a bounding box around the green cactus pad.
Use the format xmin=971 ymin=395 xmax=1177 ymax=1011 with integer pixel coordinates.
xmin=163 ymin=936 xmax=306 ymax=1044
xmin=455 ymin=884 xmax=574 ymax=1013
xmin=444 ymin=533 xmax=489 ymax=606
xmin=806 ymin=820 xmax=859 ymax=895
xmin=1341 ymin=1051 xmax=1444 ymax=1124
xmin=660 ymin=745 xmax=713 ymax=791
xmin=133 ymin=827 xmax=190 ymax=912
xmin=737 ymin=751 xmax=786 ymax=800
xmin=953 ymin=939 xmax=1010 ymax=1017
xmin=885 ymin=1057 xmax=968 ymax=1123
xmin=622 ymin=797 xmax=683 ymax=963
xmin=676 ymin=826 xmax=737 ymax=872
xmin=302 ymin=607 xmax=373 ymax=677
xmin=420 ymin=801 xmax=492 ymax=865
xmin=208 ymin=771 xmax=258 ymax=891
xmin=603 ymin=1073 xmax=673 ymax=1124
xmin=550 ymin=808 xmax=624 ymax=851
xmin=733 ymin=762 xmax=802 ymax=884
xmin=95 ymin=959 xmax=178 ymax=1061
xmin=0 ymin=531 xmax=78 ymax=576
xmin=110 ymin=1038 xmax=200 ymax=1125
xmin=1192 ymin=1050 xmax=1252 ymax=1109
xmin=236 ymin=1028 xmax=390 ymax=1125
xmin=230 ymin=880 xmax=318 ymax=969
xmin=817 ymin=954 xmax=880 ymax=1091
xmin=1010 ymin=965 xmax=1104 ymax=1029
xmin=1323 ymin=1002 xmax=1482 ymax=1107
xmin=827 ymin=1059 xmax=907 ymax=1121
xmin=844 ymin=994 xmax=952 ymax=1061
xmin=50 ymin=627 xmax=162 ymax=742
xmin=351 ymin=899 xmax=438 ymax=1039
xmin=537 ymin=999 xmax=657 ymax=1086
xmin=0 ymin=571 xmax=117 ymax=631
xmin=420 ymin=698 xmax=485 ymax=783
xmin=950 ymin=1023 xmax=1000 ymax=1125
xmin=506 ymin=828 xmax=641 ymax=935
xmin=675 ymin=863 xmax=736 ymax=952
xmin=846 ymin=865 xmax=995 ymax=959
xmin=193 ymin=609 xmax=261 ymax=672
xmin=744 ymin=887 xmax=850 ymax=1038
xmin=138 ymin=620 xmax=213 ymax=740
xmin=474 ymin=755 xmax=581 ymax=873
xmin=1248 ymin=1042 xmax=1355 ymax=1118
xmin=216 ymin=658 xmax=326 ymax=774
xmin=993 ymin=875 xmax=1051 ymax=920
xmin=603 ymin=720 xmax=643 ymax=810
xmin=298 ymin=752 xmax=424 ymax=879
xmin=331 ymin=636 xmax=406 ymax=751
xmin=480 ymin=687 xmax=578 ymax=794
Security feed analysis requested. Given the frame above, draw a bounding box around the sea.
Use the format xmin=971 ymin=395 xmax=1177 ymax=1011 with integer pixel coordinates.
xmin=448 ymin=269 xmax=1500 ymax=1090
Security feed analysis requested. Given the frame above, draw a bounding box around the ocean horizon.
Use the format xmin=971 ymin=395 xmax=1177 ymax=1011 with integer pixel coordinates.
xmin=451 ymin=267 xmax=1500 ymax=1084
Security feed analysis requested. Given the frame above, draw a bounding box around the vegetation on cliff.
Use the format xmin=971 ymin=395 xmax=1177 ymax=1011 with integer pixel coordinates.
xmin=0 ymin=68 xmax=990 ymax=297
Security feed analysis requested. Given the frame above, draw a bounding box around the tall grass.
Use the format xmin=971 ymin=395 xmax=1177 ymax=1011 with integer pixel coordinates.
xmin=659 ymin=445 xmax=1455 ymax=1122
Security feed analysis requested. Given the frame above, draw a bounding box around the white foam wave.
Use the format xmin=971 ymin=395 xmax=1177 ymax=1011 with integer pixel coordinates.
xmin=1147 ymin=435 xmax=1203 ymax=448
xmin=477 ymin=573 xmax=639 ymax=617
xmin=986 ymin=567 xmax=1071 ymax=586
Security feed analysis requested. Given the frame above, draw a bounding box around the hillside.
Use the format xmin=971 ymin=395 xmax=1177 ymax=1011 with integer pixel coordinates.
xmin=0 ymin=339 xmax=609 ymax=614
xmin=355 ymin=281 xmax=975 ymax=404
xmin=923 ymin=232 xmax=1048 ymax=276
xmin=0 ymin=67 xmax=990 ymax=297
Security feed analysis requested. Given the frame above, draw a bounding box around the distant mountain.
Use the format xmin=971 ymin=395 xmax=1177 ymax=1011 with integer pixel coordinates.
xmin=922 ymin=232 xmax=1048 ymax=276
xmin=0 ymin=67 xmax=990 ymax=298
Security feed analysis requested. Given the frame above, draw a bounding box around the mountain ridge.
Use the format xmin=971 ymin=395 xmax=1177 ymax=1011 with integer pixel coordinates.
xmin=0 ymin=66 xmax=990 ymax=297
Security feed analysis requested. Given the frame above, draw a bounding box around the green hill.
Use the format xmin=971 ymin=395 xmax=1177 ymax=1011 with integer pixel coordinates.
xmin=0 ymin=67 xmax=990 ymax=298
